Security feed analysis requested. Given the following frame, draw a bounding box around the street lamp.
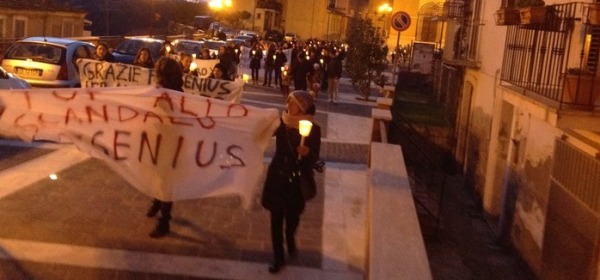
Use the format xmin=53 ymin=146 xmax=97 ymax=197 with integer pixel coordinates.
xmin=208 ymin=0 xmax=232 ymax=11
xmin=378 ymin=3 xmax=393 ymax=38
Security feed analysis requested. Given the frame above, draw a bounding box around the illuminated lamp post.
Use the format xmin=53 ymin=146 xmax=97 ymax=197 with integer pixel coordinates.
xmin=378 ymin=3 xmax=393 ymax=38
xmin=208 ymin=0 xmax=233 ymax=22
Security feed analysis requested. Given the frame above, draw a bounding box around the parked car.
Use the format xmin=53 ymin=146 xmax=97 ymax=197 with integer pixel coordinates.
xmin=203 ymin=40 xmax=226 ymax=57
xmin=206 ymin=22 xmax=223 ymax=38
xmin=264 ymin=30 xmax=284 ymax=42
xmin=237 ymin=30 xmax=259 ymax=39
xmin=111 ymin=37 xmax=164 ymax=64
xmin=1 ymin=37 xmax=96 ymax=88
xmin=218 ymin=27 xmax=237 ymax=39
xmin=171 ymin=39 xmax=205 ymax=56
xmin=0 ymin=66 xmax=31 ymax=89
xmin=192 ymin=15 xmax=214 ymax=31
xmin=233 ymin=35 xmax=256 ymax=45
xmin=285 ymin=32 xmax=298 ymax=42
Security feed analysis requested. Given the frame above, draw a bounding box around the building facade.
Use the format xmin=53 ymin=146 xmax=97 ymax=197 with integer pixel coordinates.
xmin=232 ymin=0 xmax=363 ymax=41
xmin=0 ymin=0 xmax=86 ymax=39
xmin=437 ymin=0 xmax=600 ymax=278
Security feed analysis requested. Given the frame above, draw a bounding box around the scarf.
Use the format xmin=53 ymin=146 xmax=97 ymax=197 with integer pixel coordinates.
xmin=281 ymin=110 xmax=314 ymax=129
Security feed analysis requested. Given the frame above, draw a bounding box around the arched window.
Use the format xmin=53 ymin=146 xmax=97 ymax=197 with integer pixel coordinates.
xmin=416 ymin=3 xmax=444 ymax=43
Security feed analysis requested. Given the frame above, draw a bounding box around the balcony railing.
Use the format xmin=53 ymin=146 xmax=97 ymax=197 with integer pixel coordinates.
xmin=500 ymin=2 xmax=600 ymax=110
xmin=443 ymin=0 xmax=466 ymax=19
xmin=256 ymin=0 xmax=282 ymax=12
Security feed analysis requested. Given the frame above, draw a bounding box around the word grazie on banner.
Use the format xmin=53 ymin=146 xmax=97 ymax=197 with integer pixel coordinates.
xmin=0 ymin=86 xmax=280 ymax=207
xmin=78 ymin=59 xmax=244 ymax=102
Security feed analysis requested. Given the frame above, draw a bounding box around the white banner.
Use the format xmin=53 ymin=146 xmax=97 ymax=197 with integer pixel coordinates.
xmin=0 ymin=87 xmax=280 ymax=207
xmin=78 ymin=59 xmax=244 ymax=102
xmin=170 ymin=54 xmax=219 ymax=78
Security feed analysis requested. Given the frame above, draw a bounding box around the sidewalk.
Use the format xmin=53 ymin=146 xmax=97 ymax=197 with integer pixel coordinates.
xmin=0 ymin=79 xmax=536 ymax=279
xmin=0 ymin=83 xmax=374 ymax=279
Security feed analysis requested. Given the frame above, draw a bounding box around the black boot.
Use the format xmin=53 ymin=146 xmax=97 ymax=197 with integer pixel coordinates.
xmin=268 ymin=259 xmax=285 ymax=274
xmin=149 ymin=201 xmax=172 ymax=238
xmin=149 ymin=217 xmax=170 ymax=238
xmin=287 ymin=237 xmax=297 ymax=258
xmin=146 ymin=199 xmax=161 ymax=217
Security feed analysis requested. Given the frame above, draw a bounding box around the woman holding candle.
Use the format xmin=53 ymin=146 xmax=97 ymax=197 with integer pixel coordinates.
xmin=249 ymin=43 xmax=263 ymax=84
xmin=262 ymin=43 xmax=276 ymax=87
xmin=261 ymin=90 xmax=321 ymax=274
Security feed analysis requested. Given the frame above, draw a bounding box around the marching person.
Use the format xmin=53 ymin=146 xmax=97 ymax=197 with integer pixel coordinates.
xmin=146 ymin=57 xmax=184 ymax=238
xmin=326 ymin=49 xmax=342 ymax=104
xmin=180 ymin=53 xmax=199 ymax=76
xmin=263 ymin=44 xmax=276 ymax=87
xmin=274 ymin=46 xmax=288 ymax=87
xmin=132 ymin=47 xmax=155 ymax=69
xmin=93 ymin=42 xmax=114 ymax=62
xmin=249 ymin=43 xmax=263 ymax=85
xmin=261 ymin=90 xmax=321 ymax=274
xmin=208 ymin=62 xmax=229 ymax=80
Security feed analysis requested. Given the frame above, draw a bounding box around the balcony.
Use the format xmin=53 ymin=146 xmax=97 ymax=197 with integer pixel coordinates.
xmin=256 ymin=0 xmax=282 ymax=12
xmin=442 ymin=0 xmax=466 ymax=19
xmin=441 ymin=0 xmax=481 ymax=68
xmin=500 ymin=2 xmax=600 ymax=111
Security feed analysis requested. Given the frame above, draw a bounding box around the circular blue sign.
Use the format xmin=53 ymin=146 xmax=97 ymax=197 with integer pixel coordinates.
xmin=391 ymin=11 xmax=411 ymax=32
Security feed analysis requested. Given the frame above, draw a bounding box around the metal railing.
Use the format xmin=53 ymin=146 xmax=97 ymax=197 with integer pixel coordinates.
xmin=501 ymin=2 xmax=600 ymax=110
xmin=552 ymin=137 xmax=600 ymax=214
xmin=388 ymin=106 xmax=449 ymax=238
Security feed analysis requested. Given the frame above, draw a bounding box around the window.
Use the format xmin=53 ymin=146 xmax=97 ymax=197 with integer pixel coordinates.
xmin=416 ymin=3 xmax=443 ymax=43
xmin=62 ymin=21 xmax=75 ymax=37
xmin=51 ymin=24 xmax=61 ymax=37
xmin=13 ymin=16 xmax=26 ymax=38
xmin=466 ymin=0 xmax=482 ymax=61
xmin=328 ymin=0 xmax=336 ymax=9
xmin=0 ymin=17 xmax=5 ymax=38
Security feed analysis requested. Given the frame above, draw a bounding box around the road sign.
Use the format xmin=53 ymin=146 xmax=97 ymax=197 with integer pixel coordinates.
xmin=391 ymin=11 xmax=411 ymax=32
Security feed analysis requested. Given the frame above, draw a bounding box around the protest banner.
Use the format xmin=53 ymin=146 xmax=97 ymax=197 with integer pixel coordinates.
xmin=170 ymin=54 xmax=219 ymax=78
xmin=77 ymin=59 xmax=244 ymax=102
xmin=0 ymin=86 xmax=280 ymax=207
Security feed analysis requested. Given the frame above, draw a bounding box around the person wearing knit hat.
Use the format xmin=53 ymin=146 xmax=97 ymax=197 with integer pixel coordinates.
xmin=288 ymin=90 xmax=315 ymax=115
xmin=261 ymin=90 xmax=321 ymax=274
xmin=209 ymin=63 xmax=230 ymax=80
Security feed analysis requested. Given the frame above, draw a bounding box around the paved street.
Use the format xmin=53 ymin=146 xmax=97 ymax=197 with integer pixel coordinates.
xmin=0 ymin=79 xmax=534 ymax=279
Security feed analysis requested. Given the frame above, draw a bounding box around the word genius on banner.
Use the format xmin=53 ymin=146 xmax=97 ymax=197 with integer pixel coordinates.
xmin=0 ymin=86 xmax=280 ymax=208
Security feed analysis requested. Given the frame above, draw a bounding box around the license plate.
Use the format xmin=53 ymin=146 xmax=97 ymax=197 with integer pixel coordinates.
xmin=15 ymin=67 xmax=42 ymax=77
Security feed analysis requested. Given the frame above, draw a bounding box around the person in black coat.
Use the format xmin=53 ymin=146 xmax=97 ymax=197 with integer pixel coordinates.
xmin=146 ymin=57 xmax=183 ymax=238
xmin=263 ymin=44 xmax=276 ymax=87
xmin=93 ymin=42 xmax=114 ymax=62
xmin=261 ymin=90 xmax=321 ymax=274
xmin=273 ymin=46 xmax=288 ymax=87
xmin=291 ymin=54 xmax=309 ymax=91
xmin=249 ymin=43 xmax=263 ymax=85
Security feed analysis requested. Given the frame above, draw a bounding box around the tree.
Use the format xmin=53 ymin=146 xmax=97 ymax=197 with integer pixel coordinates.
xmin=345 ymin=17 xmax=388 ymax=101
xmin=220 ymin=11 xmax=252 ymax=30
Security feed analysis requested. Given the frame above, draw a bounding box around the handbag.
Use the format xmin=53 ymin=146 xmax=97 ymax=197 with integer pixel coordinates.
xmin=285 ymin=129 xmax=323 ymax=201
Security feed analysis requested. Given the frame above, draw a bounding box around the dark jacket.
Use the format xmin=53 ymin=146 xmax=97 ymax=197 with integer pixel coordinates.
xmin=261 ymin=120 xmax=321 ymax=212
xmin=327 ymin=56 xmax=342 ymax=79
xmin=93 ymin=52 xmax=115 ymax=62
xmin=250 ymin=48 xmax=263 ymax=69
xmin=274 ymin=51 xmax=287 ymax=69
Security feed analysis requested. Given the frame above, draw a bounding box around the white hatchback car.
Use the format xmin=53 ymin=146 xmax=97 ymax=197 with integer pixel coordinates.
xmin=0 ymin=66 xmax=31 ymax=89
xmin=1 ymin=37 xmax=96 ymax=88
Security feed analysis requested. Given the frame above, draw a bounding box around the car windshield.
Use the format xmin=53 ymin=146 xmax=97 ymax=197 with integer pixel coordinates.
xmin=173 ymin=41 xmax=204 ymax=54
xmin=115 ymin=40 xmax=163 ymax=58
xmin=204 ymin=41 xmax=225 ymax=50
xmin=4 ymin=43 xmax=64 ymax=64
